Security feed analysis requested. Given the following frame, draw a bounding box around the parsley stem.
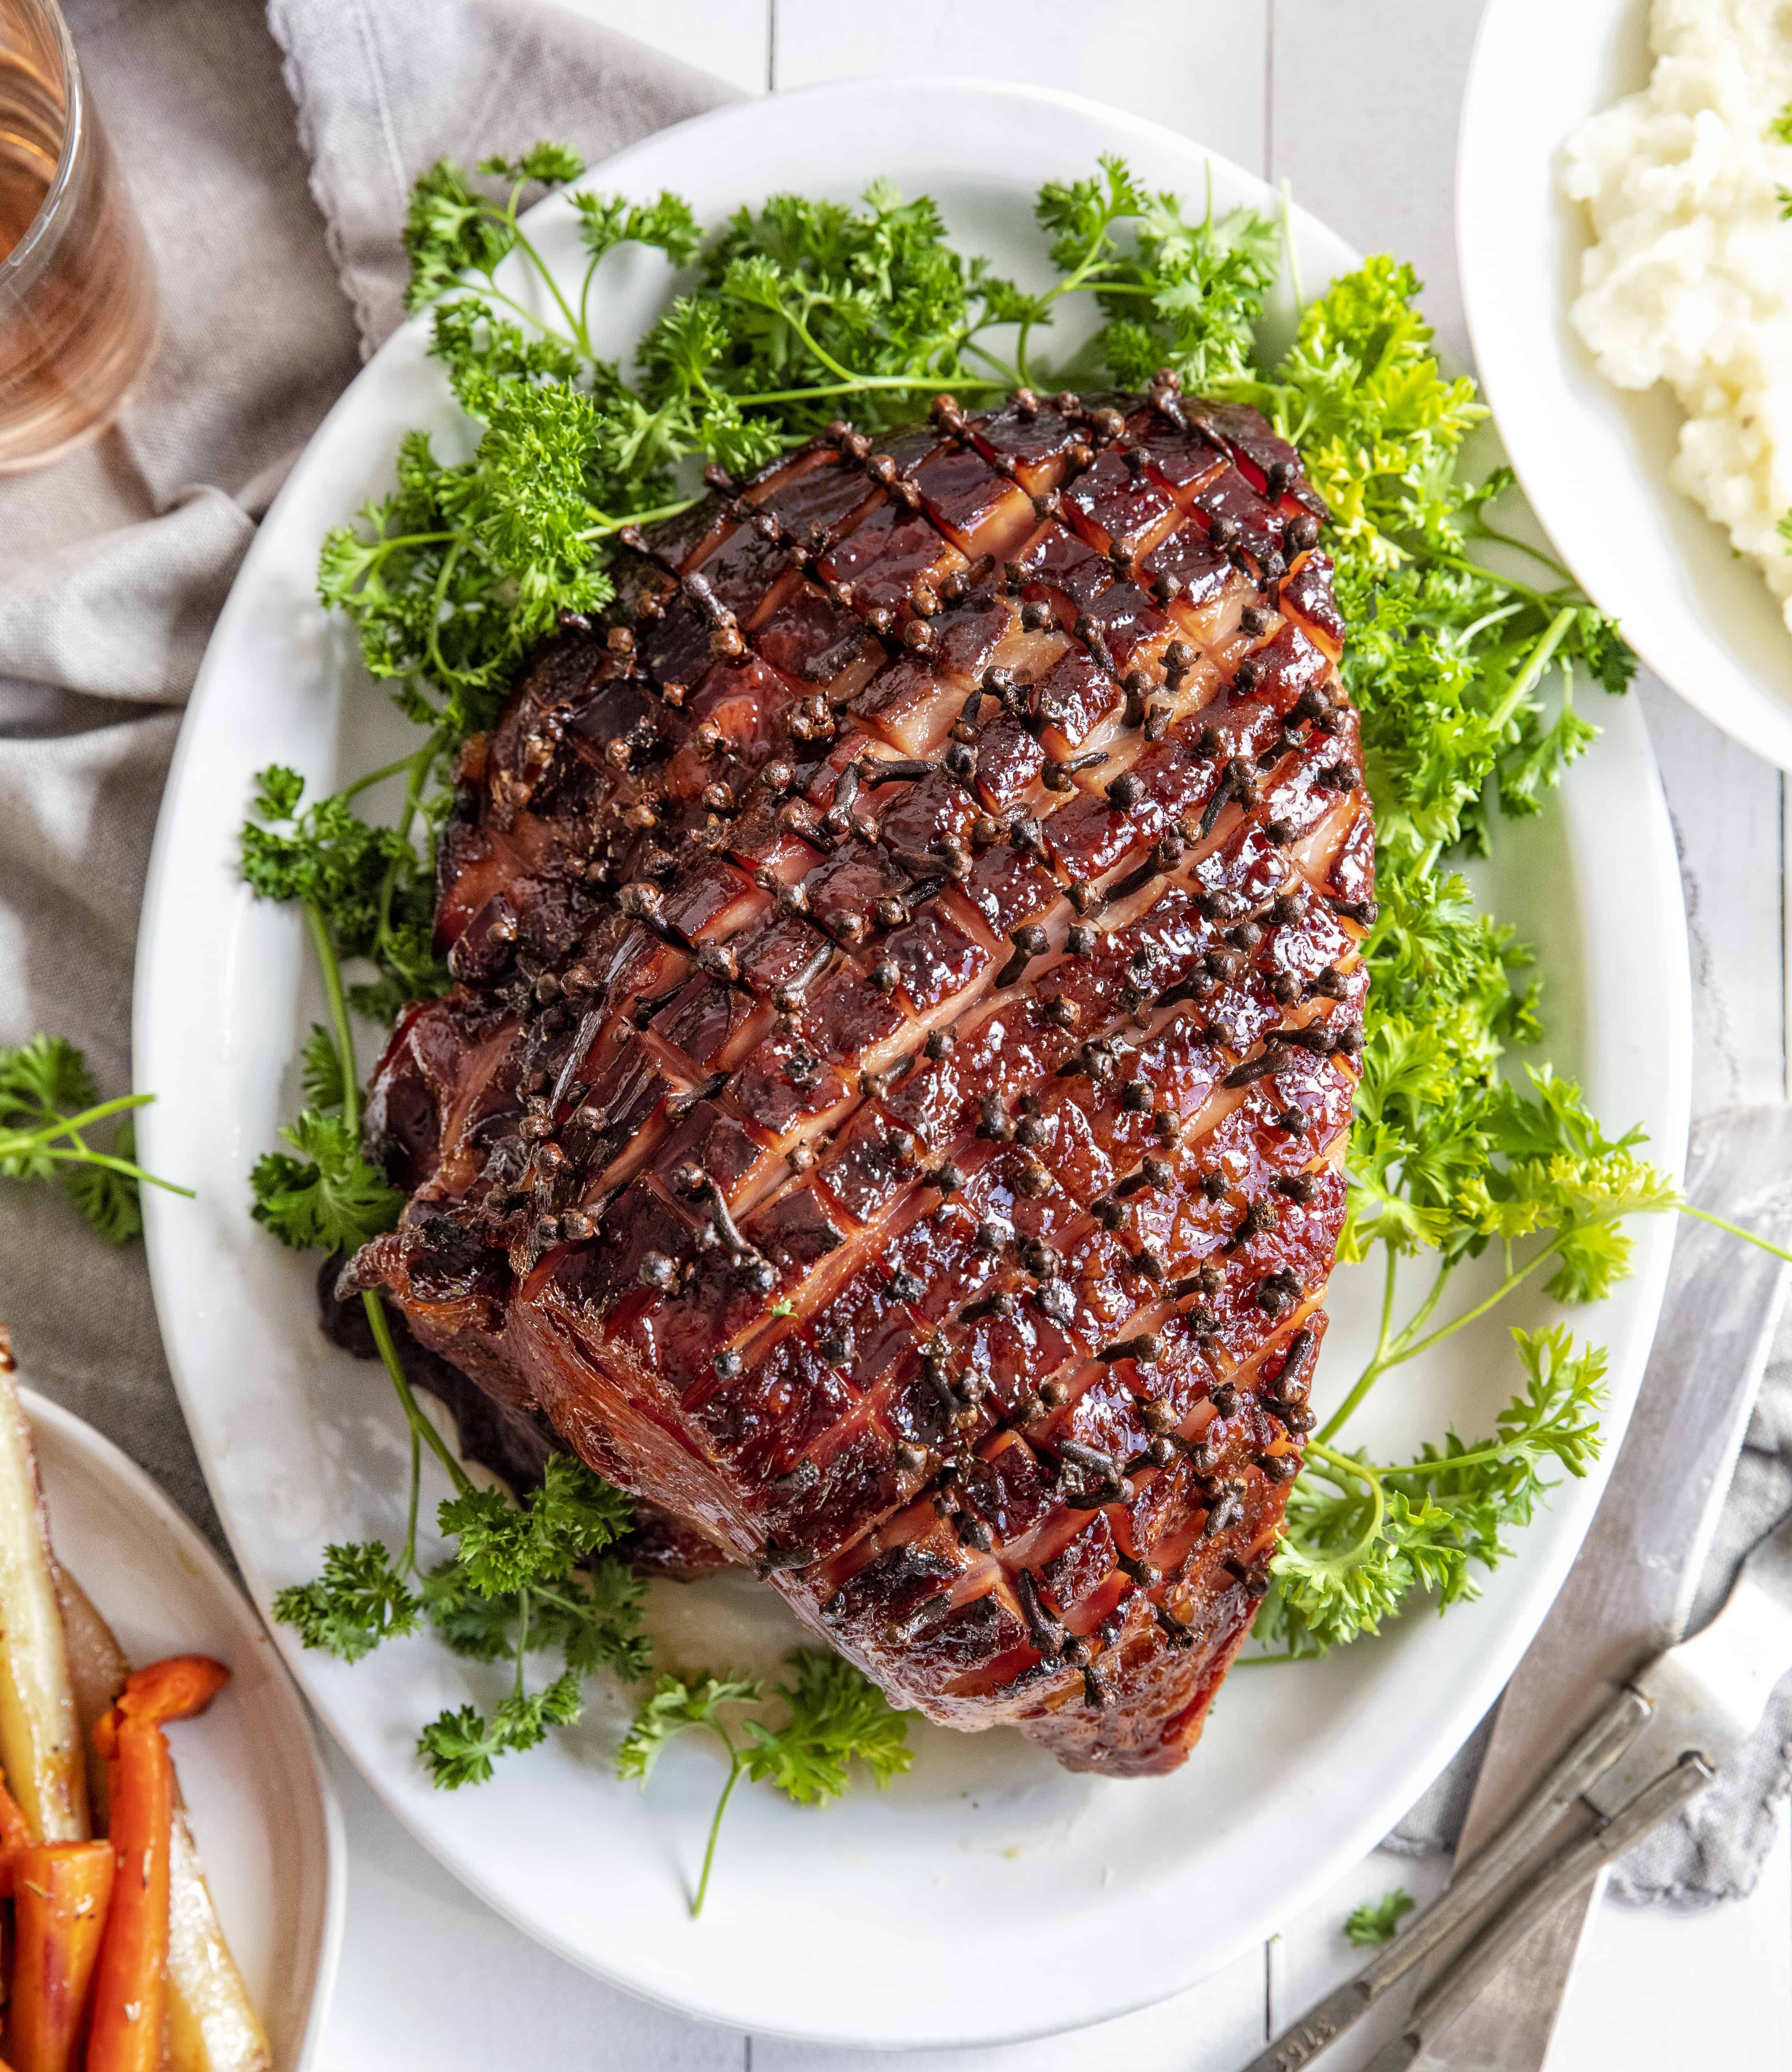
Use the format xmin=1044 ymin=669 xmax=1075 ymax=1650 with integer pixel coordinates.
xmin=1489 ymin=607 xmax=1577 ymax=731
xmin=1679 ymin=1203 xmax=1792 ymax=1267
xmin=958 ymin=336 xmax=1023 ymax=387
xmin=1018 ymin=183 xmax=1141 ymax=382
xmin=576 ymin=252 xmax=602 ymax=359
xmin=1279 ymin=176 xmax=1306 ymax=312
xmin=693 ymin=1751 xmax=745 ymax=1918
xmin=735 ymin=375 xmax=1009 ymax=406
xmin=336 ymin=531 xmax=458 ymax=582
xmin=0 ymin=1091 xmax=153 ymax=1150
xmin=424 ymin=539 xmax=466 ymax=691
xmin=402 ymin=1419 xmax=421 ymax=1575
xmin=21 ymin=1146 xmax=194 ymax=1197
xmin=304 ymin=898 xmax=361 ymax=1139
xmin=1404 ymin=541 xmax=1564 ymax=617
xmin=362 ymin=1290 xmax=473 ymax=1496
xmin=1389 ymin=1257 xmax=1454 ymax=1357
xmin=1320 ymin=1244 xmax=1407 ymax=1442
xmin=1381 ymin=1231 xmax=1572 ymax=1368
xmin=339 ymin=749 xmax=429 ymax=803
xmin=1302 ymin=1441 xmax=1387 ymax=1562
xmin=576 ymin=496 xmax=703 ymax=540
xmin=1470 ymin=520 xmax=1573 ymax=587
xmin=509 ymin=220 xmax=590 ymax=357
xmin=374 ymin=733 xmax=443 ymax=973
xmin=759 ymin=296 xmax=865 ymax=391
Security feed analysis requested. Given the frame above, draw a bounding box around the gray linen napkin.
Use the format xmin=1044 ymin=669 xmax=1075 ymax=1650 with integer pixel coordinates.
xmin=0 ymin=0 xmax=729 ymax=1536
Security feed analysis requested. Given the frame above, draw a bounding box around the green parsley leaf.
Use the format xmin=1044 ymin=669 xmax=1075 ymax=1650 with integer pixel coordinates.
xmin=300 ymin=1023 xmax=348 ymax=1112
xmin=571 ymin=188 xmax=702 ymax=268
xmin=274 ymin=1540 xmax=422 ymax=1662
xmin=490 ymin=1668 xmax=586 ymax=1753
xmin=616 ymin=1671 xmax=763 ymax=1786
xmin=248 ymin=1109 xmax=406 ymax=1252
xmin=743 ymin=1648 xmax=914 ymax=1804
xmin=437 ymin=1453 xmax=634 ymax=1597
xmin=1262 ymin=1328 xmax=1609 ymax=1655
xmin=0 ymin=1033 xmax=96 ymax=1118
xmin=404 ymin=148 xmax=584 ymax=316
xmin=477 ymin=143 xmax=585 ymax=188
xmin=1345 ymin=1888 xmax=1415 ymax=1946
xmin=58 ymin=1114 xmax=144 ymax=1244
xmin=241 ymin=765 xmax=446 ymax=1017
xmin=418 ymin=1703 xmax=505 ymax=1789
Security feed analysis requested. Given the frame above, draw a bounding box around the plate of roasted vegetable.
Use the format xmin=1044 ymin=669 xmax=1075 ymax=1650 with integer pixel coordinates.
xmin=0 ymin=1330 xmax=338 ymax=2069
xmin=134 ymin=81 xmax=1689 ymax=2045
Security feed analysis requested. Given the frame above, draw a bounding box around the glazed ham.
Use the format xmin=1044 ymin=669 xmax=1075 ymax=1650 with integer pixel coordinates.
xmin=346 ymin=378 xmax=1374 ymax=1777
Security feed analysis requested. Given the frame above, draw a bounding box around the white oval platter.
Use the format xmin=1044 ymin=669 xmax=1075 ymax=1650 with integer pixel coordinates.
xmin=18 ymin=1383 xmax=342 ymax=2069
xmin=134 ymin=79 xmax=1690 ymax=2049
xmin=1460 ymin=0 xmax=1792 ymax=770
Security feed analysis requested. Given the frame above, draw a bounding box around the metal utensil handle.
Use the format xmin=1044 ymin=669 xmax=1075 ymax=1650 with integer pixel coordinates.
xmin=1237 ymin=1688 xmax=1651 ymax=2072
xmin=1369 ymin=1754 xmax=1714 ymax=2072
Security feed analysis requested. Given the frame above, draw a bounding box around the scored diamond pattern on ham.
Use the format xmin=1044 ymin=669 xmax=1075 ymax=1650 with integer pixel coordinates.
xmin=346 ymin=378 xmax=1374 ymax=1777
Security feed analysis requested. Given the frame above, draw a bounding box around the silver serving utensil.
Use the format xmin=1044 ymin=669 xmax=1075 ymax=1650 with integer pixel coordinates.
xmin=1242 ymin=1109 xmax=1792 ymax=2072
xmin=1246 ymin=1513 xmax=1792 ymax=2072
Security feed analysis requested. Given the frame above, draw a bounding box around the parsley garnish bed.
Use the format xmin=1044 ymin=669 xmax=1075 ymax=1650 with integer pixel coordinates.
xmin=240 ymin=141 xmax=1792 ymax=1884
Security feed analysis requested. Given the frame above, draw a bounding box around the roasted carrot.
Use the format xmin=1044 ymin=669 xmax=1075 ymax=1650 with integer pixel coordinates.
xmin=93 ymin=1656 xmax=229 ymax=1765
xmin=117 ymin=1658 xmax=227 ymax=1729
xmin=0 ymin=1774 xmax=33 ymax=1898
xmin=8 ymin=1839 xmax=114 ymax=2072
xmin=84 ymin=1718 xmax=168 ymax=2072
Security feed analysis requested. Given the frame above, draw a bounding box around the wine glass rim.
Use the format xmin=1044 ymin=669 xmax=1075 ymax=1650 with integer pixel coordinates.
xmin=0 ymin=0 xmax=84 ymax=292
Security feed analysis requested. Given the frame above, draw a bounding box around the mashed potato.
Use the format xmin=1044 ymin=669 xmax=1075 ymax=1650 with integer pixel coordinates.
xmin=1564 ymin=0 xmax=1792 ymax=634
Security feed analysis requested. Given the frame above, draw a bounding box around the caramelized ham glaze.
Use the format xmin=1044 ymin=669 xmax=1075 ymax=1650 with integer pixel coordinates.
xmin=346 ymin=378 xmax=1374 ymax=1776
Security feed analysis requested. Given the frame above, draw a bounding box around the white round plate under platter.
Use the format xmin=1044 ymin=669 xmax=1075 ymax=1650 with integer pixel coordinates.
xmin=1460 ymin=0 xmax=1792 ymax=770
xmin=14 ymin=1381 xmax=341 ymax=2068
xmin=134 ymin=79 xmax=1690 ymax=2049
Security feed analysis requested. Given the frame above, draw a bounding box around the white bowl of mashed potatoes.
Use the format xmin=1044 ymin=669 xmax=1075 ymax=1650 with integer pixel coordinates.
xmin=1461 ymin=0 xmax=1792 ymax=770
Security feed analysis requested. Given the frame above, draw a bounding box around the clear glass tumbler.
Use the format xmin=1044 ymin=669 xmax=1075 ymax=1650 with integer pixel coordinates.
xmin=0 ymin=0 xmax=156 ymax=472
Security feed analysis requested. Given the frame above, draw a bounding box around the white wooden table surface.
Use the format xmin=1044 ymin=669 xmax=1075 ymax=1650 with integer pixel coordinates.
xmin=314 ymin=5 xmax=1792 ymax=2065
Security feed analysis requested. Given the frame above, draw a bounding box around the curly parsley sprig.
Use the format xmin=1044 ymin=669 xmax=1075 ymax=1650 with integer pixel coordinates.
xmin=1345 ymin=1888 xmax=1415 ymax=1946
xmin=618 ymin=1652 xmax=912 ymax=1915
xmin=1260 ymin=1327 xmax=1609 ymax=1656
xmin=0 ymin=1035 xmax=191 ymax=1242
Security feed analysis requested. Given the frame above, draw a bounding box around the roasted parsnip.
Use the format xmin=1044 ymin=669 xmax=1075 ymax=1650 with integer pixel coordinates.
xmin=51 ymin=1574 xmax=122 ymax=1832
xmin=0 ymin=1375 xmax=85 ymax=1842
xmin=166 ymin=1808 xmax=271 ymax=2072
